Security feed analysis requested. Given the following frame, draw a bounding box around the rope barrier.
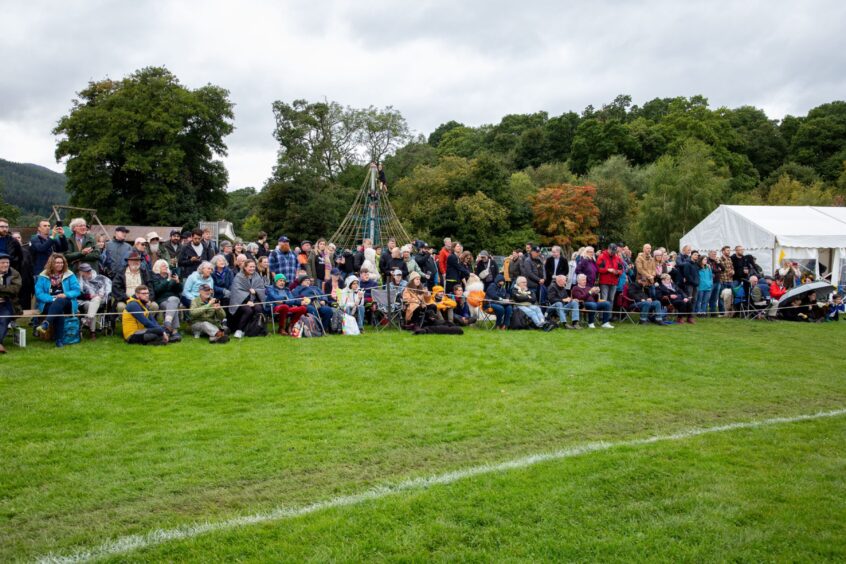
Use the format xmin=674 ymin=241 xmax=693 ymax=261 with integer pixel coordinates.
xmin=0 ymin=282 xmax=828 ymax=321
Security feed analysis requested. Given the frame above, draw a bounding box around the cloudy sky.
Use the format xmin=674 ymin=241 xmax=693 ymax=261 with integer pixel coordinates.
xmin=1 ymin=0 xmax=844 ymax=189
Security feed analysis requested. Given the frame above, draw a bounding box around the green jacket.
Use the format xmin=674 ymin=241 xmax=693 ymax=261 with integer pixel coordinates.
xmin=190 ymin=296 xmax=225 ymax=324
xmin=65 ymin=233 xmax=101 ymax=272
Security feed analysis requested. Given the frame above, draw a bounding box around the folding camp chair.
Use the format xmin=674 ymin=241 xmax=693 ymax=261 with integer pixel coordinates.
xmin=371 ymin=288 xmax=403 ymax=330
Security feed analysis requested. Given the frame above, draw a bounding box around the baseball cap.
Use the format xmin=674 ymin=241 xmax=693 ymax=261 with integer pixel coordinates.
xmin=198 ymin=283 xmax=212 ymax=291
xmin=391 ymin=269 xmax=403 ymax=277
xmin=134 ymin=237 xmax=148 ymax=245
xmin=115 ymin=226 xmax=130 ymax=233
xmin=126 ymin=251 xmax=142 ymax=261
xmin=278 ymin=236 xmax=289 ymax=243
xmin=78 ymin=263 xmax=93 ymax=272
xmin=330 ymin=267 xmax=341 ymax=276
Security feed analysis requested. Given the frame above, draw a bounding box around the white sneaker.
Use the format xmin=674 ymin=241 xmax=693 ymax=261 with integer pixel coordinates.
xmin=588 ymin=323 xmax=596 ymax=329
xmin=234 ymin=330 xmax=244 ymax=339
xmin=193 ymin=332 xmax=201 ymax=339
xmin=601 ymin=322 xmax=615 ymax=329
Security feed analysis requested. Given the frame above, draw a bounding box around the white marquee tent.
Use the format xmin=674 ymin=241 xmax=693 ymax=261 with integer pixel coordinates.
xmin=680 ymin=205 xmax=846 ymax=289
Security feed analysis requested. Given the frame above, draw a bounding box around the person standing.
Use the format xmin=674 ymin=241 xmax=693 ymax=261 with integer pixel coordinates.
xmin=64 ymin=218 xmax=100 ymax=273
xmin=30 ymin=219 xmax=68 ymax=277
xmin=0 ymin=218 xmax=23 ymax=273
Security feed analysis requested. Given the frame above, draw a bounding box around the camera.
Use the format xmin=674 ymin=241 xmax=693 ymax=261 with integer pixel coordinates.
xmin=55 ymin=219 xmax=63 ymax=227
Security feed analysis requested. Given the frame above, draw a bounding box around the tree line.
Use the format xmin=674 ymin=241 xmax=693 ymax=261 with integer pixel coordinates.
xmin=50 ymin=67 xmax=846 ymax=251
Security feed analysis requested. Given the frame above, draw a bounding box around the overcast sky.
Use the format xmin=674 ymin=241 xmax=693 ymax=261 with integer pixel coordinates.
xmin=1 ymin=0 xmax=844 ymax=190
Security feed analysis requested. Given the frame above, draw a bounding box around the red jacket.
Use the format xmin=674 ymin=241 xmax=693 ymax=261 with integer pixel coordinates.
xmin=437 ymin=247 xmax=451 ymax=276
xmin=769 ymin=281 xmax=787 ymax=300
xmin=596 ymin=250 xmax=623 ymax=286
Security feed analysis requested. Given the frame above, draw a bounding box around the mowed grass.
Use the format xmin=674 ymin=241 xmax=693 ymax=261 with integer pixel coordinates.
xmin=1 ymin=320 xmax=845 ymax=561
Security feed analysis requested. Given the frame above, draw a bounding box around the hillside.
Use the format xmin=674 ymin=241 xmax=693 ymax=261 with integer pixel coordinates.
xmin=0 ymin=158 xmax=68 ymax=221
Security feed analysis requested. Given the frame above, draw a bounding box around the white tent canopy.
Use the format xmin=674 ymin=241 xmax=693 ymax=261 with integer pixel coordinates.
xmin=680 ymin=205 xmax=846 ymax=288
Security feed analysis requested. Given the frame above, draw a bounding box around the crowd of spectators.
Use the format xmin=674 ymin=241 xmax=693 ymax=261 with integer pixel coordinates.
xmin=0 ymin=216 xmax=841 ymax=353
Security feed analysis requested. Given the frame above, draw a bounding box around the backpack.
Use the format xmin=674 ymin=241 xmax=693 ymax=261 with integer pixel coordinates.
xmin=467 ymin=290 xmax=485 ymax=308
xmin=291 ymin=313 xmax=323 ymax=338
xmin=329 ymin=308 xmax=345 ymax=334
xmin=63 ymin=317 xmax=81 ymax=345
xmin=510 ymin=308 xmax=531 ymax=330
xmin=243 ymin=312 xmax=268 ymax=337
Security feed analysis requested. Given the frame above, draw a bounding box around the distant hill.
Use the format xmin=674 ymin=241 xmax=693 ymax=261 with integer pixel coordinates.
xmin=0 ymin=158 xmax=69 ymax=221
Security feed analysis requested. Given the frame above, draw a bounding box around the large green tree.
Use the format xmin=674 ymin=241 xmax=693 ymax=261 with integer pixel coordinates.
xmin=54 ymin=66 xmax=234 ymax=225
xmin=637 ymin=140 xmax=728 ymax=249
xmin=788 ymin=101 xmax=846 ymax=181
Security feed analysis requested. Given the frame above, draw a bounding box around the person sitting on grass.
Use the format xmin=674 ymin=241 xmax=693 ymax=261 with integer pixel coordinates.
xmin=402 ymin=272 xmax=430 ymax=328
xmin=510 ymin=276 xmax=552 ymax=331
xmin=340 ymin=275 xmax=366 ymax=330
xmin=570 ymin=273 xmax=613 ymax=329
xmin=190 ymin=283 xmax=229 ymax=344
xmin=228 ymin=259 xmax=266 ymax=339
xmin=121 ymin=285 xmax=169 ymax=346
xmin=827 ymin=294 xmax=843 ymax=321
xmin=547 ymin=274 xmax=580 ymax=329
xmin=0 ymin=252 xmax=22 ymax=354
xmin=781 ymin=296 xmax=810 ymax=322
xmin=431 ymin=284 xmax=457 ymax=323
xmin=76 ymin=262 xmax=110 ymax=340
xmin=484 ymin=274 xmax=512 ymax=330
xmin=113 ymin=251 xmax=157 ymax=314
xmin=628 ymin=275 xmax=664 ymax=325
xmin=655 ymin=273 xmax=694 ymax=324
xmin=34 ymin=253 xmax=81 ymax=348
xmin=181 ymin=261 xmax=214 ymax=308
xmin=150 ymin=259 xmax=183 ymax=340
xmin=451 ymin=284 xmax=477 ymax=326
xmin=266 ymin=274 xmax=307 ymax=335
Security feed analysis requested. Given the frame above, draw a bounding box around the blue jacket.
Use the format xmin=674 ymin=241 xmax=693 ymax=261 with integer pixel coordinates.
xmin=266 ymin=284 xmax=301 ymax=306
xmin=698 ymin=266 xmax=714 ymax=292
xmin=485 ymin=275 xmax=509 ymax=303
xmin=35 ymin=270 xmax=81 ymax=313
xmin=211 ymin=267 xmax=234 ymax=299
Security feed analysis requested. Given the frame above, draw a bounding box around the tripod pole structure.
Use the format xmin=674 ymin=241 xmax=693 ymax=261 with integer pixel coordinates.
xmin=329 ymin=163 xmax=414 ymax=251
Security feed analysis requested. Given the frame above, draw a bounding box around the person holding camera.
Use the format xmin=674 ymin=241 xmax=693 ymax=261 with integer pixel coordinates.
xmin=189 ymin=283 xmax=229 ymax=343
xmin=30 ymin=219 xmax=68 ymax=277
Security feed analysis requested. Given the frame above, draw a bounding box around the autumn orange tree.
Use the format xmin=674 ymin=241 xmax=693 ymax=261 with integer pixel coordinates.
xmin=531 ymin=183 xmax=600 ymax=248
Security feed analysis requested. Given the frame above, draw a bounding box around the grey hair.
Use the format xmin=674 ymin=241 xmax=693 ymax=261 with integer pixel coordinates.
xmin=246 ymin=242 xmax=259 ymax=254
xmin=211 ymin=254 xmax=228 ymax=268
xmin=69 ymin=217 xmax=87 ymax=229
xmin=198 ymin=261 xmax=213 ymax=273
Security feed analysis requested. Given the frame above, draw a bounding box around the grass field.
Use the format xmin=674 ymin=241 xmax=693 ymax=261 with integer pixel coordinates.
xmin=2 ymin=320 xmax=845 ymax=562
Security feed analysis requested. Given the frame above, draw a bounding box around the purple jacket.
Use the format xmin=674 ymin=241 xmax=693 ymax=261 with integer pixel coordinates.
xmin=575 ymin=258 xmax=598 ymax=287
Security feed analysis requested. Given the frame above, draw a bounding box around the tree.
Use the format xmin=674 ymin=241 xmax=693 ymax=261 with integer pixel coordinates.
xmin=586 ymin=156 xmax=644 ymax=246
xmin=789 ymin=101 xmax=846 ymax=181
xmin=54 ymin=66 xmax=233 ymax=225
xmin=357 ymin=105 xmax=411 ymax=163
xmin=724 ymin=106 xmax=787 ymax=180
xmin=454 ymin=191 xmax=509 ymax=251
xmin=382 ymin=137 xmax=438 ymax=186
xmin=767 ymin=174 xmax=836 ymax=206
xmin=531 ymin=183 xmax=600 ymax=248
xmin=428 ymin=120 xmax=464 ymax=147
xmin=436 ymin=126 xmax=484 ymax=158
xmin=222 ymin=187 xmax=259 ymax=233
xmin=271 ymin=99 xmax=359 ymax=182
xmin=637 ymin=139 xmax=728 ymax=249
xmin=544 ymin=111 xmax=580 ymax=163
xmin=0 ymin=178 xmax=21 ymax=224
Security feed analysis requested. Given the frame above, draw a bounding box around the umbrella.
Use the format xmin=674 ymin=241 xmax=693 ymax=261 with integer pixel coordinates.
xmin=777 ymin=281 xmax=835 ymax=309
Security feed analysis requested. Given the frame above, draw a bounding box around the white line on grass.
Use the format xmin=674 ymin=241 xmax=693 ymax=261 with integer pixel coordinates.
xmin=37 ymin=408 xmax=846 ymax=563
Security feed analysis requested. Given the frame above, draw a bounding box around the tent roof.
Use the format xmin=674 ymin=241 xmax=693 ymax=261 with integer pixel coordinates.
xmin=680 ymin=205 xmax=846 ymax=250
